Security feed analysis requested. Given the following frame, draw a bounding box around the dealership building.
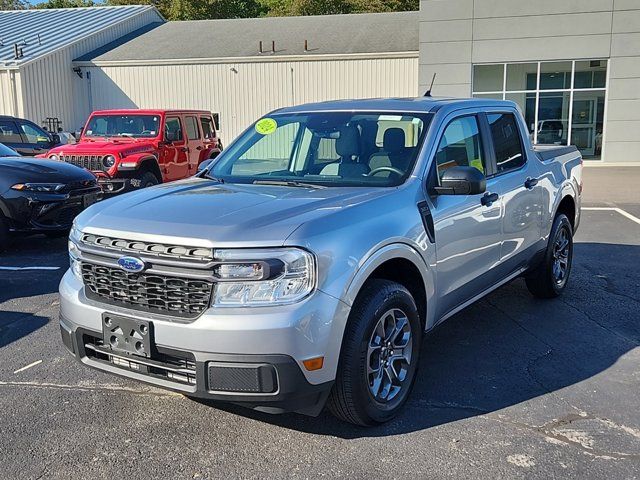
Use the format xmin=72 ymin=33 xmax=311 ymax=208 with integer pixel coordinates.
xmin=0 ymin=1 xmax=639 ymax=163
xmin=420 ymin=0 xmax=640 ymax=163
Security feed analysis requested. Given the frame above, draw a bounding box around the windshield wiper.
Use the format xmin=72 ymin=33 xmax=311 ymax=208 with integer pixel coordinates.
xmin=204 ymin=173 xmax=225 ymax=183
xmin=252 ymin=179 xmax=326 ymax=189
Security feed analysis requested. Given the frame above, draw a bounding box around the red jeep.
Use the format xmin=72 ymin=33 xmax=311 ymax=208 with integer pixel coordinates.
xmin=45 ymin=109 xmax=222 ymax=194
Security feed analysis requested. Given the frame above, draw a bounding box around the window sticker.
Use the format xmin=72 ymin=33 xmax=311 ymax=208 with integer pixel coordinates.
xmin=255 ymin=118 xmax=278 ymax=135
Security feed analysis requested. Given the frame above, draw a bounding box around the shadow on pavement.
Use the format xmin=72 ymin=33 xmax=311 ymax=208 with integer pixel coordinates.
xmin=197 ymin=241 xmax=640 ymax=438
xmin=0 ymin=311 xmax=49 ymax=348
xmin=0 ymin=235 xmax=68 ymax=303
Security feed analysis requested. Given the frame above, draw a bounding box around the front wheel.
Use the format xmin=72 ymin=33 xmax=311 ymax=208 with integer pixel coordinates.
xmin=135 ymin=171 xmax=160 ymax=189
xmin=526 ymin=213 xmax=574 ymax=298
xmin=0 ymin=214 xmax=9 ymax=252
xmin=328 ymin=279 xmax=422 ymax=426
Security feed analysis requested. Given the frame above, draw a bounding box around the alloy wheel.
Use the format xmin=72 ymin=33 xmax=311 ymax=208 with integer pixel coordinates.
xmin=552 ymin=226 xmax=571 ymax=286
xmin=367 ymin=308 xmax=413 ymax=403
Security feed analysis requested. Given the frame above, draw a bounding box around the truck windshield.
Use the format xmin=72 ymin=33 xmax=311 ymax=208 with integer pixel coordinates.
xmin=210 ymin=112 xmax=432 ymax=187
xmin=84 ymin=115 xmax=160 ymax=138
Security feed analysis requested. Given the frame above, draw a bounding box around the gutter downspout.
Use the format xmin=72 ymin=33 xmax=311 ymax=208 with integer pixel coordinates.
xmin=3 ymin=67 xmax=19 ymax=117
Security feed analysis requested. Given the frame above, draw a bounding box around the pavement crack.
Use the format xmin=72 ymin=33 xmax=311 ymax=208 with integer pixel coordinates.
xmin=409 ymin=399 xmax=490 ymax=414
xmin=0 ymin=380 xmax=182 ymax=398
xmin=559 ymin=298 xmax=639 ymax=347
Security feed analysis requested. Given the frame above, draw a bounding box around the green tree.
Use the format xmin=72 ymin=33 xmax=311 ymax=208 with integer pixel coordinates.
xmin=259 ymin=0 xmax=418 ymax=16
xmin=35 ymin=0 xmax=95 ymax=8
xmin=0 ymin=0 xmax=27 ymax=9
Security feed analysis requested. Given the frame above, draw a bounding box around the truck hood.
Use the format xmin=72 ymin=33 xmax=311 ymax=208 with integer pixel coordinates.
xmin=76 ymin=178 xmax=391 ymax=247
xmin=49 ymin=139 xmax=156 ymax=157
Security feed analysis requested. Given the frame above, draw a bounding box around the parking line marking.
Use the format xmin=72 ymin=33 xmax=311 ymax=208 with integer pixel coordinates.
xmin=13 ymin=360 xmax=42 ymax=374
xmin=583 ymin=207 xmax=640 ymax=226
xmin=0 ymin=266 xmax=60 ymax=271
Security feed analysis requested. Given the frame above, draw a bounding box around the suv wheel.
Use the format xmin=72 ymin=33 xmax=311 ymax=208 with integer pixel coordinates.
xmin=525 ymin=213 xmax=574 ymax=298
xmin=135 ymin=171 xmax=160 ymax=189
xmin=328 ymin=279 xmax=422 ymax=426
xmin=0 ymin=214 xmax=9 ymax=252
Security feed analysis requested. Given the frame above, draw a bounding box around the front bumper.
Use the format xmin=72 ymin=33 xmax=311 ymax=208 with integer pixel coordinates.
xmin=97 ymin=177 xmax=138 ymax=196
xmin=59 ymin=271 xmax=348 ymax=415
xmin=5 ymin=188 xmax=102 ymax=232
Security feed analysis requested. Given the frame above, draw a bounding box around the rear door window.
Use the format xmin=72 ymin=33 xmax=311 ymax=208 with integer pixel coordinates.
xmin=0 ymin=120 xmax=23 ymax=143
xmin=185 ymin=116 xmax=200 ymax=141
xmin=436 ymin=116 xmax=486 ymax=178
xmin=487 ymin=113 xmax=526 ymax=173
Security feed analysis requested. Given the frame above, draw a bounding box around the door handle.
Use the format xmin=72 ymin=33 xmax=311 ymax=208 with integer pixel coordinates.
xmin=180 ymin=147 xmax=189 ymax=153
xmin=525 ymin=177 xmax=539 ymax=189
xmin=481 ymin=192 xmax=499 ymax=207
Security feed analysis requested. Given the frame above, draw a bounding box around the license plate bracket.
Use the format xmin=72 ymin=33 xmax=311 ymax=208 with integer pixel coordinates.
xmin=102 ymin=313 xmax=153 ymax=358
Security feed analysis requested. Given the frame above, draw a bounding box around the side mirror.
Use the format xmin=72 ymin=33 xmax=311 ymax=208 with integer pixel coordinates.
xmin=197 ymin=158 xmax=214 ymax=173
xmin=434 ymin=166 xmax=486 ymax=196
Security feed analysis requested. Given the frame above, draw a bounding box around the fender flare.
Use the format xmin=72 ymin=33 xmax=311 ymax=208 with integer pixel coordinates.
xmin=551 ymin=182 xmax=578 ymax=223
xmin=342 ymin=242 xmax=434 ymax=313
xmin=118 ymin=153 xmax=159 ymax=171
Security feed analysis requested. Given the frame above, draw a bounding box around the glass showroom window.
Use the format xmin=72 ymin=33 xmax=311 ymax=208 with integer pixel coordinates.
xmin=472 ymin=60 xmax=608 ymax=159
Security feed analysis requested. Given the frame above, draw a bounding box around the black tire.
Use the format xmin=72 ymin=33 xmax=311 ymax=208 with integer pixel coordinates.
xmin=328 ymin=279 xmax=422 ymax=426
xmin=525 ymin=213 xmax=574 ymax=298
xmin=136 ymin=171 xmax=160 ymax=188
xmin=0 ymin=214 xmax=9 ymax=252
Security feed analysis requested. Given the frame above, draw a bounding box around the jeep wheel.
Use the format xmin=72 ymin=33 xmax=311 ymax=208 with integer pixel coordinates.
xmin=525 ymin=213 xmax=574 ymax=298
xmin=328 ymin=279 xmax=422 ymax=426
xmin=0 ymin=214 xmax=9 ymax=252
xmin=136 ymin=171 xmax=160 ymax=188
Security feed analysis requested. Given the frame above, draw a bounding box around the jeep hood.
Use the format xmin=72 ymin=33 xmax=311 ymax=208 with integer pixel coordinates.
xmin=76 ymin=178 xmax=390 ymax=247
xmin=49 ymin=139 xmax=156 ymax=157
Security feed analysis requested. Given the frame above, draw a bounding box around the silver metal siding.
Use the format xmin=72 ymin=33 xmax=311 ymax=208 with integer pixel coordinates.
xmin=85 ymin=56 xmax=418 ymax=142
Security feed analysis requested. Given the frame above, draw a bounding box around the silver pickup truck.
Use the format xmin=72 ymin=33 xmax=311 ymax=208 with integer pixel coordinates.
xmin=60 ymin=98 xmax=582 ymax=426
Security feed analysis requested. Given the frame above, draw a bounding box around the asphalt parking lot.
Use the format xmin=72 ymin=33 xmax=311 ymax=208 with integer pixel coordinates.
xmin=1 ymin=167 xmax=639 ymax=479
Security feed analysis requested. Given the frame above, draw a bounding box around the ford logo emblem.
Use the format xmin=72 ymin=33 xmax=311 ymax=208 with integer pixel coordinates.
xmin=117 ymin=256 xmax=146 ymax=273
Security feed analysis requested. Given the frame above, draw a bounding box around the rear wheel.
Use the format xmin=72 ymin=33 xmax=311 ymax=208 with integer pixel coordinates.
xmin=0 ymin=214 xmax=9 ymax=252
xmin=526 ymin=213 xmax=574 ymax=298
xmin=328 ymin=279 xmax=422 ymax=426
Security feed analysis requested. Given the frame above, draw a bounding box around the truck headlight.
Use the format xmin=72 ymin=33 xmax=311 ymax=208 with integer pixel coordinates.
xmin=103 ymin=155 xmax=116 ymax=168
xmin=213 ymin=248 xmax=316 ymax=306
xmin=68 ymin=225 xmax=82 ymax=278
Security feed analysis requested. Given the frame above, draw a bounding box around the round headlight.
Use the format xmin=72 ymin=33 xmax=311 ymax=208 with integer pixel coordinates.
xmin=49 ymin=154 xmax=59 ymax=161
xmin=103 ymin=155 xmax=116 ymax=168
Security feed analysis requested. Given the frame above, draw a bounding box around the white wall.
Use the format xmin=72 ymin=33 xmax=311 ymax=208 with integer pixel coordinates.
xmin=84 ymin=55 xmax=419 ymax=143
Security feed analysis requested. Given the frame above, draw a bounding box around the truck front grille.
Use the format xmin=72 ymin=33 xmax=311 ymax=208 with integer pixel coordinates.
xmin=61 ymin=154 xmax=105 ymax=171
xmin=81 ymin=263 xmax=213 ymax=318
xmin=81 ymin=234 xmax=214 ymax=263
